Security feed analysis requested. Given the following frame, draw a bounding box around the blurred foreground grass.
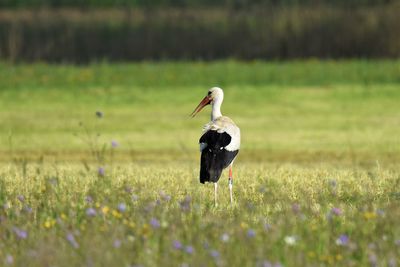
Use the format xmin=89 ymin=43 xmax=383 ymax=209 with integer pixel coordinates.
xmin=0 ymin=60 xmax=400 ymax=266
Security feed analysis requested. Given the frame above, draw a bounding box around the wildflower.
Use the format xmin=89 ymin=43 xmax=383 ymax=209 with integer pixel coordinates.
xmin=13 ymin=227 xmax=28 ymax=239
xmin=221 ymin=233 xmax=230 ymax=243
xmin=395 ymin=239 xmax=400 ymax=246
xmin=336 ymin=234 xmax=349 ymax=246
xmin=368 ymin=253 xmax=378 ymax=267
xmin=247 ymin=229 xmax=256 ymax=238
xmin=388 ymin=257 xmax=396 ymax=267
xmin=210 ymin=249 xmax=220 ymax=258
xmin=240 ymin=222 xmax=248 ymax=229
xmin=112 ymin=210 xmax=122 ymax=219
xmin=159 ymin=191 xmax=171 ymax=201
xmin=17 ymin=195 xmax=25 ymax=203
xmin=150 ymin=218 xmax=160 ymax=229
xmin=43 ymin=218 xmax=56 ymax=229
xmin=292 ymin=203 xmax=300 ymax=214
xmin=284 ymin=235 xmax=297 ymax=246
xmin=260 ymin=261 xmax=272 ymax=267
xmin=66 ymin=233 xmax=79 ymax=248
xmin=98 ymin=167 xmax=105 ymax=176
xmin=118 ymin=203 xmax=127 ymax=212
xmin=131 ymin=194 xmax=139 ymax=201
xmin=95 ymin=111 xmax=103 ymax=118
xmin=264 ymin=223 xmax=272 ymax=231
xmin=329 ymin=179 xmax=337 ymax=188
xmin=179 ymin=196 xmax=191 ymax=212
xmin=86 ymin=207 xmax=97 ymax=217
xmin=331 ymin=207 xmax=342 ymax=216
xmin=364 ymin=212 xmax=377 ymax=220
xmin=113 ymin=239 xmax=122 ymax=248
xmin=85 ymin=195 xmax=93 ymax=203
xmin=376 ymin=209 xmax=385 ymax=217
xmin=173 ymin=240 xmax=182 ymax=250
xmin=111 ymin=140 xmax=119 ymax=148
xmin=185 ymin=245 xmax=194 ymax=254
xmin=48 ymin=177 xmax=58 ymax=186
xmin=23 ymin=206 xmax=33 ymax=213
xmin=101 ymin=206 xmax=110 ymax=215
xmin=5 ymin=254 xmax=13 ymax=265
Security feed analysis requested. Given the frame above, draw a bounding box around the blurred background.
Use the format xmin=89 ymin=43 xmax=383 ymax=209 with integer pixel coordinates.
xmin=1 ymin=0 xmax=400 ymax=166
xmin=1 ymin=0 xmax=399 ymax=62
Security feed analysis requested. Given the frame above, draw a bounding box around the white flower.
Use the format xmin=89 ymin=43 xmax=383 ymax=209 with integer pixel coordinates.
xmin=221 ymin=233 xmax=230 ymax=243
xmin=284 ymin=235 xmax=297 ymax=246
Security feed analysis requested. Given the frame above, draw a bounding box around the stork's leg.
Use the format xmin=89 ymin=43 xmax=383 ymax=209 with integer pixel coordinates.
xmin=229 ymin=165 xmax=233 ymax=204
xmin=214 ymin=183 xmax=218 ymax=207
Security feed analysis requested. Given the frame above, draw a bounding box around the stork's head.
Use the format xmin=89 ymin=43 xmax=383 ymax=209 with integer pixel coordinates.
xmin=190 ymin=87 xmax=224 ymax=117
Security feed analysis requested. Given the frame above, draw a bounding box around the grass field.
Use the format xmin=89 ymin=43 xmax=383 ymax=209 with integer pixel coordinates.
xmin=0 ymin=60 xmax=400 ymax=266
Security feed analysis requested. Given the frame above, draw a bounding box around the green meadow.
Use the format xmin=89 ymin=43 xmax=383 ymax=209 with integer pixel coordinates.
xmin=0 ymin=60 xmax=399 ymax=266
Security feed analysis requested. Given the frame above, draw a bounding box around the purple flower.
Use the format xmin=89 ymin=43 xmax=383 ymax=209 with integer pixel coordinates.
xmin=5 ymin=254 xmax=13 ymax=265
xmin=369 ymin=253 xmax=378 ymax=267
xmin=17 ymin=195 xmax=25 ymax=203
xmin=111 ymin=140 xmax=119 ymax=148
xmin=180 ymin=196 xmax=191 ymax=212
xmin=388 ymin=258 xmax=396 ymax=267
xmin=376 ymin=209 xmax=385 ymax=217
xmin=329 ymin=179 xmax=337 ymax=188
xmin=48 ymin=177 xmax=58 ymax=186
xmin=264 ymin=223 xmax=272 ymax=231
xmin=66 ymin=233 xmax=79 ymax=248
xmin=336 ymin=234 xmax=349 ymax=246
xmin=395 ymin=239 xmax=400 ymax=246
xmin=261 ymin=261 xmax=272 ymax=267
xmin=113 ymin=239 xmax=122 ymax=248
xmin=98 ymin=167 xmax=105 ymax=176
xmin=95 ymin=111 xmax=103 ymax=118
xmin=131 ymin=194 xmax=139 ymax=201
xmin=173 ymin=240 xmax=182 ymax=250
xmin=210 ymin=249 xmax=220 ymax=258
xmin=13 ymin=227 xmax=28 ymax=239
xmin=185 ymin=245 xmax=194 ymax=254
xmin=247 ymin=229 xmax=256 ymax=238
xmin=159 ymin=191 xmax=171 ymax=201
xmin=118 ymin=203 xmax=127 ymax=212
xmin=23 ymin=206 xmax=33 ymax=213
xmin=86 ymin=207 xmax=97 ymax=217
xmin=85 ymin=195 xmax=93 ymax=203
xmin=292 ymin=203 xmax=300 ymax=214
xmin=331 ymin=207 xmax=342 ymax=216
xmin=150 ymin=218 xmax=160 ymax=229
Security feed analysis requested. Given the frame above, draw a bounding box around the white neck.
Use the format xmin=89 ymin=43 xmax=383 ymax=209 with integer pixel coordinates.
xmin=211 ymin=97 xmax=223 ymax=121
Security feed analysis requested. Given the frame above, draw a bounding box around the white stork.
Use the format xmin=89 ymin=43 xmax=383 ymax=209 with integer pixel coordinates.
xmin=190 ymin=87 xmax=240 ymax=206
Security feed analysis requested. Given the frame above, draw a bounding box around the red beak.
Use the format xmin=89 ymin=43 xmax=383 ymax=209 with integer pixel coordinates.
xmin=190 ymin=96 xmax=211 ymax=117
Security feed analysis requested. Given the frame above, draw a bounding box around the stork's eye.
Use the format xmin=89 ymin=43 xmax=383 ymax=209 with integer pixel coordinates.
xmin=207 ymin=91 xmax=212 ymax=96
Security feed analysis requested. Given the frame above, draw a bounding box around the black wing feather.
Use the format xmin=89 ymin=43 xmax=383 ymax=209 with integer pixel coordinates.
xmin=199 ymin=130 xmax=239 ymax=184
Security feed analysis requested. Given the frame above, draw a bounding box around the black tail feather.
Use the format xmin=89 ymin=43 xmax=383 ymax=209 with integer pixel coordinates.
xmin=199 ymin=130 xmax=239 ymax=183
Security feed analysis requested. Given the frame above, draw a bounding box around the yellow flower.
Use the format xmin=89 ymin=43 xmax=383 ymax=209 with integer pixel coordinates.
xmin=142 ymin=224 xmax=150 ymax=237
xmin=336 ymin=254 xmax=343 ymax=261
xmin=308 ymin=251 xmax=316 ymax=258
xmin=112 ymin=209 xmax=122 ymax=219
xmin=240 ymin=222 xmax=248 ymax=229
xmin=60 ymin=213 xmax=67 ymax=220
xmin=102 ymin=206 xmax=110 ymax=215
xmin=43 ymin=218 xmax=56 ymax=229
xmin=364 ymin=212 xmax=377 ymax=220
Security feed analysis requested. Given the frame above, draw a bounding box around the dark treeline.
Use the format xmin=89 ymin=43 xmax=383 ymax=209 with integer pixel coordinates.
xmin=1 ymin=0 xmax=399 ymax=8
xmin=0 ymin=5 xmax=399 ymax=63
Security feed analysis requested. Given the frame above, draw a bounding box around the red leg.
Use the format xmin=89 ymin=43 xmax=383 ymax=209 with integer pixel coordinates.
xmin=229 ymin=165 xmax=233 ymax=204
